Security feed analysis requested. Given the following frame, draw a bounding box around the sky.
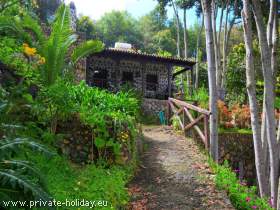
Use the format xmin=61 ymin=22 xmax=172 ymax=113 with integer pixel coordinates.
xmin=64 ymin=0 xmax=199 ymax=27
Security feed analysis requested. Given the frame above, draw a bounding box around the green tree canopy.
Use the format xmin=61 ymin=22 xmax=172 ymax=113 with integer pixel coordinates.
xmin=95 ymin=11 xmax=142 ymax=49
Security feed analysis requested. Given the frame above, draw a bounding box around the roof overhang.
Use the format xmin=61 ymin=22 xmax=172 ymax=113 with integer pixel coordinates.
xmin=91 ymin=48 xmax=196 ymax=68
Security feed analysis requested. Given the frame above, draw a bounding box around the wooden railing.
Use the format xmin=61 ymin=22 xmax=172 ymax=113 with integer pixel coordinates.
xmin=167 ymin=98 xmax=211 ymax=149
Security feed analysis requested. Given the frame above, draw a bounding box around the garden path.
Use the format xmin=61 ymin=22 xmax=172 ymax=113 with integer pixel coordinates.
xmin=128 ymin=125 xmax=234 ymax=210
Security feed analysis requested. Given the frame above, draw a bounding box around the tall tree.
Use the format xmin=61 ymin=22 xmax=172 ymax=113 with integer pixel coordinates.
xmin=241 ymin=0 xmax=269 ymax=198
xmin=242 ymin=0 xmax=280 ymax=207
xmin=252 ymin=0 xmax=278 ymax=206
xmin=201 ymin=0 xmax=218 ymax=161
xmin=156 ymin=0 xmax=182 ymax=57
xmin=95 ymin=11 xmax=142 ymax=49
xmin=195 ymin=15 xmax=204 ymax=89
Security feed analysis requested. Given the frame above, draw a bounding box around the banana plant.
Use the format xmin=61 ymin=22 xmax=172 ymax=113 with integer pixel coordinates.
xmin=0 ymin=3 xmax=104 ymax=86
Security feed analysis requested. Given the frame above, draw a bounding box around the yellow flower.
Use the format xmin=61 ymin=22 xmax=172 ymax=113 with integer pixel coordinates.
xmin=23 ymin=44 xmax=37 ymax=57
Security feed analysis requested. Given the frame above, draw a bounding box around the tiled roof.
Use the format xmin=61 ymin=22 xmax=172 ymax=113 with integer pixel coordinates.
xmin=93 ymin=48 xmax=196 ymax=67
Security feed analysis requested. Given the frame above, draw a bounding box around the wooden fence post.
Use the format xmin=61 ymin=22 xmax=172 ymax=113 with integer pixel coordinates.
xmin=204 ymin=115 xmax=209 ymax=149
xmin=167 ymin=99 xmax=171 ymax=125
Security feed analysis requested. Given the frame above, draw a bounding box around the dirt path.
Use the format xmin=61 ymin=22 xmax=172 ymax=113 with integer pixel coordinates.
xmin=129 ymin=126 xmax=234 ymax=210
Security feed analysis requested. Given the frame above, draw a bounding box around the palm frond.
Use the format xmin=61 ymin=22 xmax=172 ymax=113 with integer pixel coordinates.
xmin=41 ymin=4 xmax=73 ymax=86
xmin=71 ymin=40 xmax=104 ymax=65
xmin=0 ymin=16 xmax=32 ymax=44
xmin=21 ymin=15 xmax=46 ymax=50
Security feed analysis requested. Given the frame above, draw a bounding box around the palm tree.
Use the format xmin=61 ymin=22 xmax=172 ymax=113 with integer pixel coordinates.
xmin=0 ymin=3 xmax=104 ymax=86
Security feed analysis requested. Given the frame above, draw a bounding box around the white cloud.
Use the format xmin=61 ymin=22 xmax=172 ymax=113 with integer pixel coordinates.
xmin=65 ymin=0 xmax=135 ymax=20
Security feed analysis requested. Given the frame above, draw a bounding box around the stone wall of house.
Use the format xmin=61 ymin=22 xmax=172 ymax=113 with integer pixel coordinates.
xmin=141 ymin=98 xmax=168 ymax=116
xmin=86 ymin=55 xmax=170 ymax=98
xmin=86 ymin=56 xmax=117 ymax=90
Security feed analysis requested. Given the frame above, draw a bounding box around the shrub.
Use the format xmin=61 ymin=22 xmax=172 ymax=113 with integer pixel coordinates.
xmin=209 ymin=160 xmax=273 ymax=210
xmin=185 ymin=86 xmax=209 ymax=109
xmin=30 ymin=154 xmax=134 ymax=210
xmin=217 ymin=101 xmax=251 ymax=129
xmin=32 ymin=80 xmax=139 ymax=163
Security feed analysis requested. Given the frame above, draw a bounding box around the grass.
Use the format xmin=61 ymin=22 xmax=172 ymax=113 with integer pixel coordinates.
xmin=30 ymin=154 xmax=135 ymax=210
xmin=218 ymin=127 xmax=253 ymax=135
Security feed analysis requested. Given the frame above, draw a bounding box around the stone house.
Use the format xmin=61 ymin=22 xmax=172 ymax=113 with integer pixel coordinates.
xmin=86 ymin=46 xmax=196 ymax=100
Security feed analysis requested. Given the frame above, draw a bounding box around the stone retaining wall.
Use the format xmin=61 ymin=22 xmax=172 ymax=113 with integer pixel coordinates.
xmin=191 ymin=130 xmax=255 ymax=184
xmin=141 ymin=98 xmax=168 ymax=116
xmin=218 ymin=132 xmax=255 ymax=184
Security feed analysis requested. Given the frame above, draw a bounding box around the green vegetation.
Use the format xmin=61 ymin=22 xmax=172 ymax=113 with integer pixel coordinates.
xmin=30 ymin=154 xmax=135 ymax=210
xmin=0 ymin=3 xmax=140 ymax=209
xmin=209 ymin=160 xmax=273 ymax=210
xmin=185 ymin=87 xmax=209 ymax=109
xmin=218 ymin=127 xmax=253 ymax=135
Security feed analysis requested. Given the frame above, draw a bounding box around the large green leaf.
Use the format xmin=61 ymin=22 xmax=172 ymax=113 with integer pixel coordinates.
xmin=0 ymin=137 xmax=54 ymax=159
xmin=71 ymin=40 xmax=104 ymax=64
xmin=0 ymin=169 xmax=52 ymax=203
xmin=41 ymin=4 xmax=74 ymax=86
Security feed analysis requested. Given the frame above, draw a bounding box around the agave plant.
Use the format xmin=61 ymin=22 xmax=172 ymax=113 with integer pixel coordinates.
xmin=0 ymin=137 xmax=54 ymax=207
xmin=0 ymin=88 xmax=54 ymax=208
xmin=0 ymin=3 xmax=104 ymax=86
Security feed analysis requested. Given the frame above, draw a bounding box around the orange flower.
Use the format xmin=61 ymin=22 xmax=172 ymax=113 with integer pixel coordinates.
xmin=23 ymin=43 xmax=37 ymax=56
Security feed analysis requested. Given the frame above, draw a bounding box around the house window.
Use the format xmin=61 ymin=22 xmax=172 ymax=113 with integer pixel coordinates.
xmin=92 ymin=68 xmax=108 ymax=88
xmin=122 ymin=71 xmax=134 ymax=85
xmin=146 ymin=74 xmax=158 ymax=91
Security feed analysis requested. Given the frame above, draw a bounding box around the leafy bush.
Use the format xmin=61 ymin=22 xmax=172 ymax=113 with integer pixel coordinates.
xmin=217 ymin=100 xmax=251 ymax=129
xmin=209 ymin=160 xmax=273 ymax=210
xmin=226 ymin=43 xmax=247 ymax=105
xmin=185 ymin=86 xmax=209 ymax=109
xmin=0 ymin=37 xmax=40 ymax=85
xmin=32 ymin=80 xmax=139 ymax=162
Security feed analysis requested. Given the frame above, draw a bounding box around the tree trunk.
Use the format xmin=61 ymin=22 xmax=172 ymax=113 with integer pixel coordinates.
xmin=241 ymin=0 xmax=269 ymax=197
xmin=183 ymin=8 xmax=191 ymax=95
xmin=211 ymin=0 xmax=221 ymax=99
xmin=183 ymin=8 xmax=188 ymax=58
xmin=172 ymin=0 xmax=181 ymax=58
xmin=221 ymin=3 xmax=229 ymax=92
xmin=195 ymin=16 xmax=204 ymax=89
xmin=252 ymin=0 xmax=279 ymax=207
xmin=202 ymin=0 xmax=219 ymax=162
xmin=272 ymin=1 xmax=278 ymax=78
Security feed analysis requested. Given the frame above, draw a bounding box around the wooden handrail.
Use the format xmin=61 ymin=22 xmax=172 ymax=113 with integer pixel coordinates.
xmin=167 ymin=97 xmax=210 ymax=149
xmin=169 ymin=97 xmax=211 ymax=116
